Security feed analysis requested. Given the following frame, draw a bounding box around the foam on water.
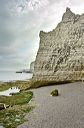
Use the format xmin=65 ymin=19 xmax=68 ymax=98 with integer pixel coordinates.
xmin=0 ymin=87 xmax=20 ymax=96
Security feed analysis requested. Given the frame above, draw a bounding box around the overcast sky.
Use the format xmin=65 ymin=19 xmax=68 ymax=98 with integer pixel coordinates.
xmin=0 ymin=0 xmax=84 ymax=71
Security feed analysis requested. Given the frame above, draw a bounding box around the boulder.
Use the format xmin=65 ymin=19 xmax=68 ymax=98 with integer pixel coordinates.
xmin=51 ymin=89 xmax=59 ymax=96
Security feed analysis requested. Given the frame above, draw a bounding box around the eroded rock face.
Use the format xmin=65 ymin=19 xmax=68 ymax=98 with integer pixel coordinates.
xmin=30 ymin=61 xmax=35 ymax=72
xmin=33 ymin=8 xmax=84 ymax=81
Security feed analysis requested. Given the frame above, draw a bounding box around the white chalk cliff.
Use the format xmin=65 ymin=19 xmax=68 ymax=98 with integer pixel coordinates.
xmin=33 ymin=8 xmax=84 ymax=81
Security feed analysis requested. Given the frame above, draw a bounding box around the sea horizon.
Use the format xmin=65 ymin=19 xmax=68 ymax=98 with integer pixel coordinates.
xmin=0 ymin=71 xmax=33 ymax=82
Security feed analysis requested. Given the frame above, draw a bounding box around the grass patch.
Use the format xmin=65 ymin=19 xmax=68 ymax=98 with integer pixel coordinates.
xmin=0 ymin=91 xmax=33 ymax=106
xmin=0 ymin=87 xmax=33 ymax=128
xmin=0 ymin=80 xmax=72 ymax=93
xmin=0 ymin=105 xmax=34 ymax=128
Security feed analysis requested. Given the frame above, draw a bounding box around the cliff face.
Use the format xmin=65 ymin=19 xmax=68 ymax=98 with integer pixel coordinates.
xmin=33 ymin=8 xmax=84 ymax=81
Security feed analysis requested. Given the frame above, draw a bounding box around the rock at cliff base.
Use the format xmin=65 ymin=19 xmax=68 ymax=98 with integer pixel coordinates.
xmin=51 ymin=89 xmax=59 ymax=96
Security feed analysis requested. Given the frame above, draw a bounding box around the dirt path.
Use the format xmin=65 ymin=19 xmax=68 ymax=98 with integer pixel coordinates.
xmin=18 ymin=82 xmax=84 ymax=128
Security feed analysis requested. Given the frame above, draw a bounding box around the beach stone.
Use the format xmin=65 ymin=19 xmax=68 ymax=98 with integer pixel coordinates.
xmin=51 ymin=89 xmax=58 ymax=96
xmin=33 ymin=7 xmax=84 ymax=81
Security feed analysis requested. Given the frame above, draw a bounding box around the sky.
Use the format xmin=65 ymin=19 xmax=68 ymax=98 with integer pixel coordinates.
xmin=0 ymin=0 xmax=84 ymax=71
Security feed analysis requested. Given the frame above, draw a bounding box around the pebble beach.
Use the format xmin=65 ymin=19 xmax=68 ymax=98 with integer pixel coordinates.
xmin=18 ymin=82 xmax=84 ymax=128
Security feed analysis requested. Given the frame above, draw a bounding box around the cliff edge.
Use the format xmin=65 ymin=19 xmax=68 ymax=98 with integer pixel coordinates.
xmin=33 ymin=8 xmax=84 ymax=81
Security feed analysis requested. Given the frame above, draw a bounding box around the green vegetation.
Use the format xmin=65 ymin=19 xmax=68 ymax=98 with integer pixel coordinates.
xmin=51 ymin=89 xmax=58 ymax=96
xmin=0 ymin=80 xmax=72 ymax=92
xmin=0 ymin=83 xmax=34 ymax=128
xmin=0 ymin=105 xmax=33 ymax=128
xmin=0 ymin=91 xmax=33 ymax=106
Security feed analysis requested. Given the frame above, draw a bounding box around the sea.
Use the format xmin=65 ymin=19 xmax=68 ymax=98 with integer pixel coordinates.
xmin=0 ymin=71 xmax=33 ymax=82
